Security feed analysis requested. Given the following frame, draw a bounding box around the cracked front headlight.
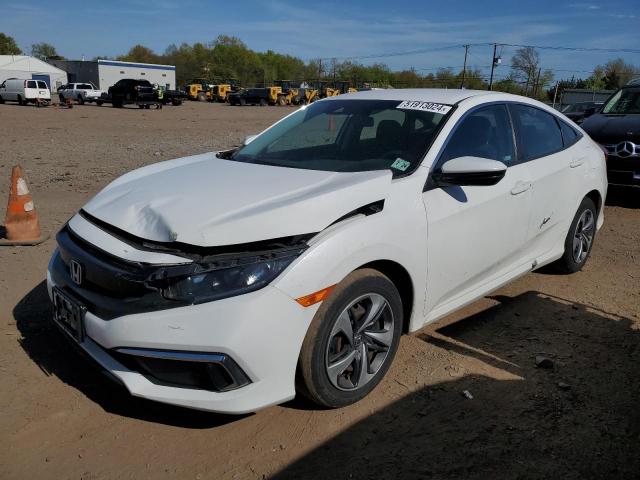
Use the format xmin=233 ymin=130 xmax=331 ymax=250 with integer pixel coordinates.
xmin=162 ymin=255 xmax=298 ymax=304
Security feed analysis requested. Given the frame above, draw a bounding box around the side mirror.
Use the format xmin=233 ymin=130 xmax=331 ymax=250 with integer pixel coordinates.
xmin=243 ymin=134 xmax=257 ymax=146
xmin=432 ymin=156 xmax=507 ymax=187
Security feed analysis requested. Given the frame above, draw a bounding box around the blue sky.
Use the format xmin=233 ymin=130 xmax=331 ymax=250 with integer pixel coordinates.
xmin=2 ymin=0 xmax=639 ymax=81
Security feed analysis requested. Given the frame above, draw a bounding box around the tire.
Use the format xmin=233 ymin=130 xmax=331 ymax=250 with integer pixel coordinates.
xmin=259 ymin=98 xmax=267 ymax=107
xmin=277 ymin=96 xmax=287 ymax=107
xmin=0 ymin=95 xmax=4 ymax=104
xmin=17 ymin=95 xmax=25 ymax=106
xmin=59 ymin=93 xmax=64 ymax=103
xmin=297 ymin=269 xmax=403 ymax=408
xmin=239 ymin=98 xmax=246 ymax=106
xmin=97 ymin=101 xmax=103 ymax=106
xmin=171 ymin=99 xmax=181 ymax=106
xmin=197 ymin=92 xmax=207 ymax=102
xmin=554 ymin=197 xmax=597 ymax=273
xmin=78 ymin=96 xmax=84 ymax=105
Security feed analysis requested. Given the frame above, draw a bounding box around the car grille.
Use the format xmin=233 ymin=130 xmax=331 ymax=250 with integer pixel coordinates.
xmin=602 ymin=141 xmax=640 ymax=158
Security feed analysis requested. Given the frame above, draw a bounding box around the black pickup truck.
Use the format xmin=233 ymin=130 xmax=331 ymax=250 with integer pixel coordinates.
xmin=229 ymin=88 xmax=270 ymax=106
xmin=104 ymin=79 xmax=156 ymax=108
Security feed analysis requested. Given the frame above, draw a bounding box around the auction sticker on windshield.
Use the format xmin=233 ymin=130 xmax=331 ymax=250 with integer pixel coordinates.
xmin=397 ymin=101 xmax=452 ymax=114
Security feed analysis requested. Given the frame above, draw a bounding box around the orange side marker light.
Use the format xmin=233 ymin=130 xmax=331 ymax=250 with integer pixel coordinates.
xmin=295 ymin=285 xmax=335 ymax=307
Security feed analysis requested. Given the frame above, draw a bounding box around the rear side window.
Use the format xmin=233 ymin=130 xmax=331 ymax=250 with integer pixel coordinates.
xmin=511 ymin=104 xmax=563 ymax=161
xmin=440 ymin=104 xmax=516 ymax=165
xmin=27 ymin=80 xmax=37 ymax=88
xmin=559 ymin=120 xmax=581 ymax=147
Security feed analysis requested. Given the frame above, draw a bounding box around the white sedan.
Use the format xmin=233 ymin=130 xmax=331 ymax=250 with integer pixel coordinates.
xmin=47 ymin=89 xmax=606 ymax=413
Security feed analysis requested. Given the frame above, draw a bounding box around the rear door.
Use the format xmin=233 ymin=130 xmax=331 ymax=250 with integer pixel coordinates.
xmin=509 ymin=104 xmax=582 ymax=260
xmin=423 ymin=103 xmax=533 ymax=314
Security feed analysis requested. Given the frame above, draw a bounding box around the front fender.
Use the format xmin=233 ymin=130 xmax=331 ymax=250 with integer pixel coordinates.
xmin=273 ymin=182 xmax=429 ymax=332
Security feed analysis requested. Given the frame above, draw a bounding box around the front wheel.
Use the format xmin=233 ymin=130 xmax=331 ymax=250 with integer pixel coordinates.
xmin=554 ymin=197 xmax=597 ymax=273
xmin=297 ymin=269 xmax=403 ymax=408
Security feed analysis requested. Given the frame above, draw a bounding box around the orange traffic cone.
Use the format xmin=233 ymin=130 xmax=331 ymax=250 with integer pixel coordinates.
xmin=1 ymin=166 xmax=48 ymax=246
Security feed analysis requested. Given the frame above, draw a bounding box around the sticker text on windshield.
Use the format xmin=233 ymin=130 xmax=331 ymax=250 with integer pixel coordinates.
xmin=397 ymin=101 xmax=452 ymax=114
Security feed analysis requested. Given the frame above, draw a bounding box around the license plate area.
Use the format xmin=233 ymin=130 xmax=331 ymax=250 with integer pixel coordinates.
xmin=52 ymin=287 xmax=86 ymax=342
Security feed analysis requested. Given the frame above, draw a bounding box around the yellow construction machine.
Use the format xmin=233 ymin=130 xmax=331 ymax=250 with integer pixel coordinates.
xmin=186 ymin=78 xmax=213 ymax=101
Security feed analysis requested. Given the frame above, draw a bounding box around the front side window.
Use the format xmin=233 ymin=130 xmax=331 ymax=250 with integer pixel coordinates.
xmin=511 ymin=104 xmax=563 ymax=161
xmin=37 ymin=81 xmax=47 ymax=89
xmin=602 ymin=87 xmax=640 ymax=114
xmin=440 ymin=104 xmax=515 ymax=165
xmin=230 ymin=99 xmax=450 ymax=177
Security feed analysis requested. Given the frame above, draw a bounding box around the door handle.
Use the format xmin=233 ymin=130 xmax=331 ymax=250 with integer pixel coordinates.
xmin=570 ymin=157 xmax=586 ymax=168
xmin=510 ymin=181 xmax=531 ymax=195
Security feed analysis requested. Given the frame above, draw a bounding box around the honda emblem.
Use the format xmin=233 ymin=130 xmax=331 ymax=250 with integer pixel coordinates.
xmin=70 ymin=259 xmax=83 ymax=286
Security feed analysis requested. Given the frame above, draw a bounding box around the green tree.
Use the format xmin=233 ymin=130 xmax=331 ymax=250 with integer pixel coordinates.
xmin=0 ymin=33 xmax=21 ymax=55
xmin=31 ymin=42 xmax=59 ymax=60
xmin=118 ymin=45 xmax=161 ymax=64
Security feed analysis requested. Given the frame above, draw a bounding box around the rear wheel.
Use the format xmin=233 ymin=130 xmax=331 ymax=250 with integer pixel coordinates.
xmin=554 ymin=197 xmax=597 ymax=273
xmin=78 ymin=95 xmax=84 ymax=105
xmin=0 ymin=95 xmax=4 ymax=104
xmin=197 ymin=92 xmax=207 ymax=102
xmin=17 ymin=95 xmax=25 ymax=106
xmin=239 ymin=98 xmax=246 ymax=106
xmin=259 ymin=98 xmax=267 ymax=106
xmin=59 ymin=93 xmax=64 ymax=103
xmin=297 ymin=269 xmax=403 ymax=408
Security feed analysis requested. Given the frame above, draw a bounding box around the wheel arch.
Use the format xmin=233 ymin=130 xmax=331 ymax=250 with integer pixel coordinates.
xmin=356 ymin=260 xmax=414 ymax=334
xmin=585 ymin=189 xmax=602 ymax=217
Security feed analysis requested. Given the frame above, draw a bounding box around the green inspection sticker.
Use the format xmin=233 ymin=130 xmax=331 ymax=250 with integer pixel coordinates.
xmin=391 ymin=158 xmax=411 ymax=171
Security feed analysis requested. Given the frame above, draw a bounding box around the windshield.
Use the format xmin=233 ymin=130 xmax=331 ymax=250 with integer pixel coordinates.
xmin=602 ymin=88 xmax=640 ymax=114
xmin=229 ymin=99 xmax=451 ymax=177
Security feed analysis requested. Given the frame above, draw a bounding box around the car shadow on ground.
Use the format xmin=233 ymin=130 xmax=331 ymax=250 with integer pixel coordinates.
xmin=273 ymin=291 xmax=640 ymax=480
xmin=14 ymin=281 xmax=248 ymax=429
xmin=606 ymin=185 xmax=640 ymax=209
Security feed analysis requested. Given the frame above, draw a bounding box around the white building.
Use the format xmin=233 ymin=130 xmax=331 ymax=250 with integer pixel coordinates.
xmin=48 ymin=59 xmax=176 ymax=90
xmin=0 ymin=55 xmax=68 ymax=90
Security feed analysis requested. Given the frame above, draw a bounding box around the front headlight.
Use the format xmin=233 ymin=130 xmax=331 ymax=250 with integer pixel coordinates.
xmin=162 ymin=255 xmax=297 ymax=304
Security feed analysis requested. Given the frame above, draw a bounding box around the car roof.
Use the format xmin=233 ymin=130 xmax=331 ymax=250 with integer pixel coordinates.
xmin=326 ymin=88 xmax=502 ymax=105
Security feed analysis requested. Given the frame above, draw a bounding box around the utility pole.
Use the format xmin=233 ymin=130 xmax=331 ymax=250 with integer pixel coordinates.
xmin=534 ymin=67 xmax=541 ymax=97
xmin=552 ymin=80 xmax=560 ymax=109
xmin=460 ymin=44 xmax=469 ymax=89
xmin=488 ymin=43 xmax=501 ymax=90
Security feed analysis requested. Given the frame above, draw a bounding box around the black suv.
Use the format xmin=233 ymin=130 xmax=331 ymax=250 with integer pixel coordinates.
xmin=108 ymin=79 xmax=155 ymax=107
xmin=582 ymin=79 xmax=640 ymax=187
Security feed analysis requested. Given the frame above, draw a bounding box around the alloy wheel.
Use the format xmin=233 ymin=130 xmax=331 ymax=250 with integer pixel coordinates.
xmin=572 ymin=209 xmax=595 ymax=263
xmin=325 ymin=293 xmax=395 ymax=391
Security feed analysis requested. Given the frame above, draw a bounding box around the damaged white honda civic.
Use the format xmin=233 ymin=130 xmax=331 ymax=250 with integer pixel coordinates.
xmin=47 ymin=89 xmax=607 ymax=413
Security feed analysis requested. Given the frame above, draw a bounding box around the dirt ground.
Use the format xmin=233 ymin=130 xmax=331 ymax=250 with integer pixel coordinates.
xmin=0 ymin=101 xmax=638 ymax=480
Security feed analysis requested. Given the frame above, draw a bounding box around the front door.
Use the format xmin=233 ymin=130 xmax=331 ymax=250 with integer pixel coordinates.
xmin=422 ymin=104 xmax=533 ymax=317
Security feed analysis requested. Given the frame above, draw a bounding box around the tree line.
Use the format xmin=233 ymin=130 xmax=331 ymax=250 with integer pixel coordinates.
xmin=1 ymin=32 xmax=638 ymax=102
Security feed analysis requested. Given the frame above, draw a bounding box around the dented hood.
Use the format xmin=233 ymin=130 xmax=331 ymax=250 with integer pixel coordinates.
xmin=82 ymin=153 xmax=392 ymax=246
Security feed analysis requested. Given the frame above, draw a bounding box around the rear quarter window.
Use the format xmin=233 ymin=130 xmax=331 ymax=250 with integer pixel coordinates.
xmin=559 ymin=120 xmax=582 ymax=147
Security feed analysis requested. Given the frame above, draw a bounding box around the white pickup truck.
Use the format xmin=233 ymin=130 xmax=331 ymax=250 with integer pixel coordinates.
xmin=58 ymin=82 xmax=105 ymax=104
